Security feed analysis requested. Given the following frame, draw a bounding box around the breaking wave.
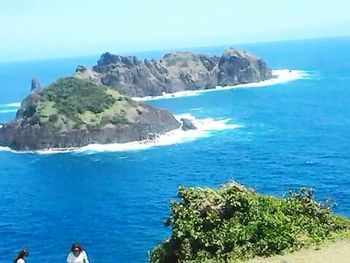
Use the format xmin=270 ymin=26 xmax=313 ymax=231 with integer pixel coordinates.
xmin=132 ymin=69 xmax=309 ymax=101
xmin=0 ymin=102 xmax=20 ymax=114
xmin=0 ymin=109 xmax=18 ymax=114
xmin=0 ymin=102 xmax=21 ymax=108
xmin=0 ymin=114 xmax=242 ymax=154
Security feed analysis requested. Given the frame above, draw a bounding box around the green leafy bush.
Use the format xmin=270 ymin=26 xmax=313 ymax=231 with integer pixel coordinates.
xmin=150 ymin=182 xmax=350 ymax=263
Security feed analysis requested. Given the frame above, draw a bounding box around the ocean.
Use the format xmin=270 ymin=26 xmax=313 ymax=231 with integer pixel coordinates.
xmin=0 ymin=37 xmax=350 ymax=262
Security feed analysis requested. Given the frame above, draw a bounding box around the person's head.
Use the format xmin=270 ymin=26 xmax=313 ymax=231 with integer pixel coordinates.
xmin=71 ymin=243 xmax=83 ymax=257
xmin=14 ymin=249 xmax=29 ymax=263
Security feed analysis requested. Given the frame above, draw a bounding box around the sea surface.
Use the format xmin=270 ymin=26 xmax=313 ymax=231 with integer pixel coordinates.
xmin=0 ymin=37 xmax=350 ymax=262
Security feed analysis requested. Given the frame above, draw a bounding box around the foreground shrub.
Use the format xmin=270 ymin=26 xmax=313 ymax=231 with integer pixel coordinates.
xmin=150 ymin=182 xmax=350 ymax=262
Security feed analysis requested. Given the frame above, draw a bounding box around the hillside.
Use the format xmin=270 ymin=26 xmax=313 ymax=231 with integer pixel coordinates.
xmin=150 ymin=182 xmax=350 ymax=262
xmin=0 ymin=77 xmax=181 ymax=151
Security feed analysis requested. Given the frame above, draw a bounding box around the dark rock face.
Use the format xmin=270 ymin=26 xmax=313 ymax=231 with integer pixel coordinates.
xmin=31 ymin=77 xmax=41 ymax=91
xmin=75 ymin=48 xmax=272 ymax=97
xmin=0 ymin=106 xmax=180 ymax=151
xmin=218 ymin=49 xmax=271 ymax=85
xmin=76 ymin=65 xmax=87 ymax=73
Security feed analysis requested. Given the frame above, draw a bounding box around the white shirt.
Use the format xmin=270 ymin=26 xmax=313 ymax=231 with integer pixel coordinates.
xmin=16 ymin=259 xmax=25 ymax=263
xmin=66 ymin=251 xmax=89 ymax=263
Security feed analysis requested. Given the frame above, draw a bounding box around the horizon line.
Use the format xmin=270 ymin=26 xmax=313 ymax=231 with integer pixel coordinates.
xmin=1 ymin=34 xmax=349 ymax=65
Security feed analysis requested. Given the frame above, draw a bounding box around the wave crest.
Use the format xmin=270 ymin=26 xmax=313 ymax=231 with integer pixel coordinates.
xmin=75 ymin=114 xmax=241 ymax=154
xmin=0 ymin=102 xmax=21 ymax=114
xmin=132 ymin=69 xmax=309 ymax=101
xmin=0 ymin=102 xmax=21 ymax=108
xmin=0 ymin=109 xmax=18 ymax=114
xmin=0 ymin=114 xmax=241 ymax=154
xmin=5 ymin=102 xmax=21 ymax=107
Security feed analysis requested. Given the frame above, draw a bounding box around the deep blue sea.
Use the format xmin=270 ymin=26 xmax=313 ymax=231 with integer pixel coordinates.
xmin=1 ymin=37 xmax=350 ymax=262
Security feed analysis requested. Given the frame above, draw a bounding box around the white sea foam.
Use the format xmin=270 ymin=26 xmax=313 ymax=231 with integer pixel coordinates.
xmin=0 ymin=102 xmax=21 ymax=108
xmin=75 ymin=114 xmax=241 ymax=153
xmin=190 ymin=107 xmax=203 ymax=112
xmin=0 ymin=109 xmax=18 ymax=114
xmin=0 ymin=114 xmax=241 ymax=154
xmin=0 ymin=102 xmax=21 ymax=114
xmin=132 ymin=69 xmax=309 ymax=101
xmin=0 ymin=69 xmax=307 ymax=153
xmin=5 ymin=102 xmax=21 ymax=107
xmin=0 ymin=146 xmax=11 ymax=152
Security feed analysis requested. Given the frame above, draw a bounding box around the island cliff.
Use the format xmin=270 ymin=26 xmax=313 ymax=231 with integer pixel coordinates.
xmin=0 ymin=78 xmax=180 ymax=151
xmin=75 ymin=48 xmax=272 ymax=97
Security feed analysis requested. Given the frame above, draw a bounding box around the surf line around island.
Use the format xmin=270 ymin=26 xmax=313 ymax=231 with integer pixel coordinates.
xmin=132 ymin=69 xmax=309 ymax=102
xmin=0 ymin=114 xmax=243 ymax=155
xmin=0 ymin=69 xmax=308 ymax=115
xmin=0 ymin=69 xmax=308 ymax=153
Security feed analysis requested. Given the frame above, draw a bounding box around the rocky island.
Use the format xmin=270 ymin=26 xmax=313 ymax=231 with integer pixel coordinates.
xmin=0 ymin=48 xmax=273 ymax=151
xmin=0 ymin=77 xmax=181 ymax=151
xmin=75 ymin=48 xmax=273 ymax=97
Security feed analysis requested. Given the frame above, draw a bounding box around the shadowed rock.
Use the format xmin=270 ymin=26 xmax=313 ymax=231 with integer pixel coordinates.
xmin=31 ymin=77 xmax=41 ymax=91
xmin=181 ymin=118 xmax=197 ymax=131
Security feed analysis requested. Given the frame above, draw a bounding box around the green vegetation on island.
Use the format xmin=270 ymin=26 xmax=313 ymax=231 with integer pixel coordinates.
xmin=150 ymin=182 xmax=350 ymax=263
xmin=0 ymin=77 xmax=181 ymax=150
xmin=20 ymin=77 xmax=138 ymax=129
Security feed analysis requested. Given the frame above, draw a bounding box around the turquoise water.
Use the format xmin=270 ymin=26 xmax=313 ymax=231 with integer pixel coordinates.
xmin=0 ymin=37 xmax=350 ymax=262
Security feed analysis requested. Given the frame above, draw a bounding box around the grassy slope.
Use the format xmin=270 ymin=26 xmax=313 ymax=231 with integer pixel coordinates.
xmin=22 ymin=77 xmax=146 ymax=130
xmin=249 ymin=239 xmax=350 ymax=263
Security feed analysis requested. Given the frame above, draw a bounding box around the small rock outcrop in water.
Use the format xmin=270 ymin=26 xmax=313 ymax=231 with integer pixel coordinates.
xmin=75 ymin=48 xmax=272 ymax=97
xmin=31 ymin=77 xmax=41 ymax=91
xmin=0 ymin=77 xmax=180 ymax=151
xmin=181 ymin=118 xmax=197 ymax=131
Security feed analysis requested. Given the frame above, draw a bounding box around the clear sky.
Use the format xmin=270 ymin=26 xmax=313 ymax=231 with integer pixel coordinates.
xmin=1 ymin=0 xmax=349 ymax=62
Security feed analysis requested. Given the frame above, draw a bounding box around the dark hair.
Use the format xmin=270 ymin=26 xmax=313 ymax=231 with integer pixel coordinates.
xmin=71 ymin=243 xmax=83 ymax=252
xmin=14 ymin=249 xmax=29 ymax=263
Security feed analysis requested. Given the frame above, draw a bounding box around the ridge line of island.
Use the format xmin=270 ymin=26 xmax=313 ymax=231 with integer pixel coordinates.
xmin=0 ymin=48 xmax=305 ymax=151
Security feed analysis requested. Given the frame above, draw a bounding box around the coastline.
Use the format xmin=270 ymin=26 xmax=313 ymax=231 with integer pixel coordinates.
xmin=0 ymin=68 xmax=309 ymax=154
xmin=132 ymin=69 xmax=309 ymax=101
xmin=0 ymin=114 xmax=241 ymax=154
xmin=0 ymin=69 xmax=308 ymax=116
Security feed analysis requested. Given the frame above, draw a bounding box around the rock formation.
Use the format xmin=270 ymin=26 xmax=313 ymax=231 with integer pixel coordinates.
xmin=75 ymin=48 xmax=272 ymax=97
xmin=181 ymin=118 xmax=197 ymax=131
xmin=31 ymin=77 xmax=41 ymax=91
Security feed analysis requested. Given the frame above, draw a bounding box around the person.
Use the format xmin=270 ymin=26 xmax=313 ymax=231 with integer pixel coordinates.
xmin=14 ymin=249 xmax=29 ymax=263
xmin=66 ymin=243 xmax=90 ymax=263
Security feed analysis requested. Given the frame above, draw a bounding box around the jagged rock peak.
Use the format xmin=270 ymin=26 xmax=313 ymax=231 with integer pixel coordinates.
xmin=31 ymin=77 xmax=41 ymax=91
xmin=222 ymin=47 xmax=262 ymax=60
xmin=76 ymin=48 xmax=273 ymax=97
xmin=95 ymin=52 xmax=141 ymax=71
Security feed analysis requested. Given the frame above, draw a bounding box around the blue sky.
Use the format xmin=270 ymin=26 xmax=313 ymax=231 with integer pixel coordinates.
xmin=1 ymin=0 xmax=349 ymax=62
